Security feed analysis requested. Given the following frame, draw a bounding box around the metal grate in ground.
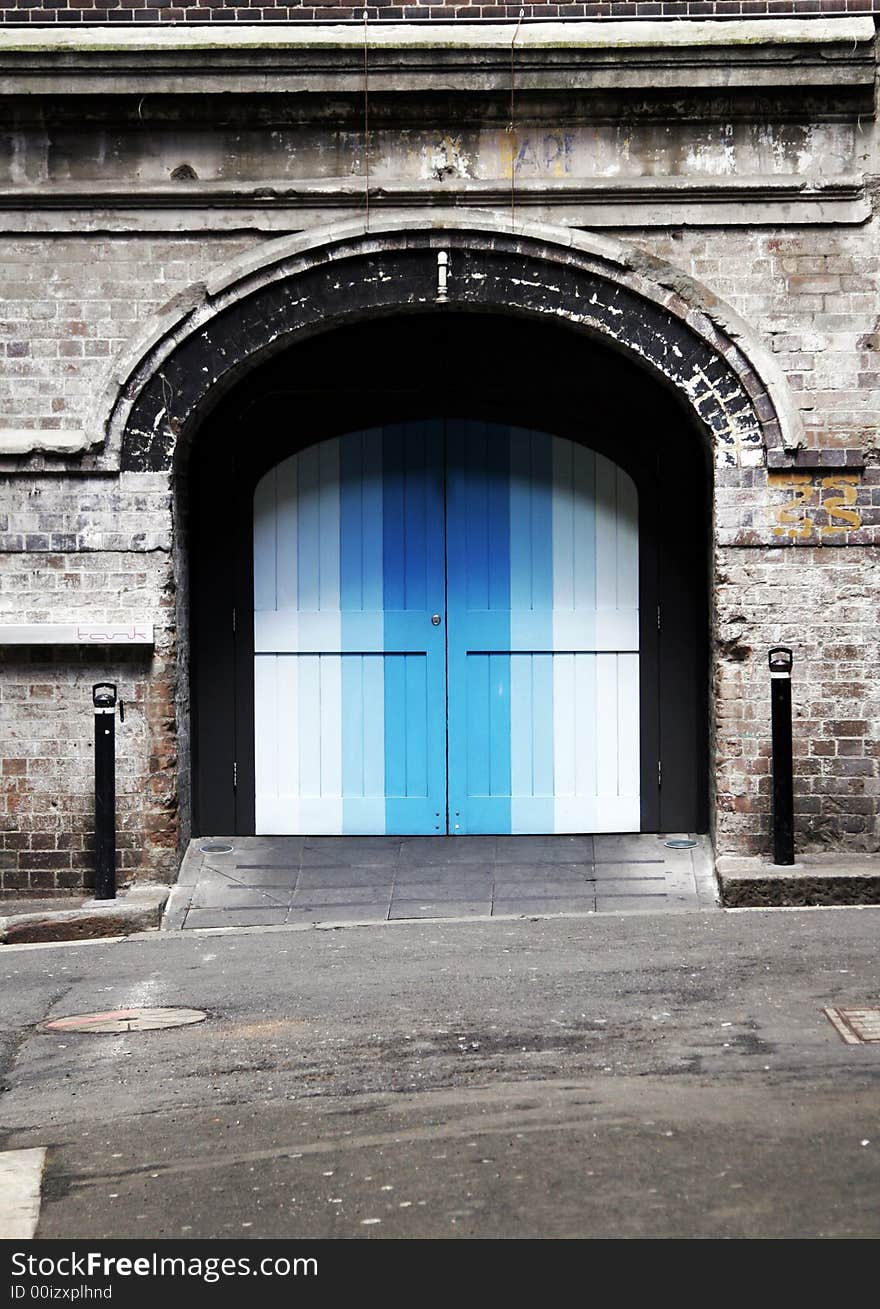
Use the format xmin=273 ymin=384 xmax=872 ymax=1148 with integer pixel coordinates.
xmin=823 ymin=1007 xmax=880 ymax=1045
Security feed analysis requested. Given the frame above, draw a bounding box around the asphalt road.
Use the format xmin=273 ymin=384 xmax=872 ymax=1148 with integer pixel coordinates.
xmin=1 ymin=907 xmax=879 ymax=1240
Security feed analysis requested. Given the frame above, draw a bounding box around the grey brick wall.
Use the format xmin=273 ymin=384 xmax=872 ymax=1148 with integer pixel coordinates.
xmin=0 ymin=237 xmax=259 ymax=443
xmin=2 ymin=217 xmax=879 ymax=889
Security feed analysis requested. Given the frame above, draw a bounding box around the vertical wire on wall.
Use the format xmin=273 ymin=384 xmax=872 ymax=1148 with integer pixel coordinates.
xmin=363 ymin=10 xmax=371 ymax=231
xmin=508 ymin=10 xmax=525 ymax=225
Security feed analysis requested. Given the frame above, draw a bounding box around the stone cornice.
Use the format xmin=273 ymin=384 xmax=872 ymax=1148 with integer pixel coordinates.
xmin=0 ymin=429 xmax=92 ymax=456
xmin=0 ymin=19 xmax=874 ymax=97
xmin=0 ymin=175 xmax=869 ymax=232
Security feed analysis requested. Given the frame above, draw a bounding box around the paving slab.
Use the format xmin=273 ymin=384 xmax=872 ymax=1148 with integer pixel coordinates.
xmin=302 ymin=837 xmax=401 ymax=866
xmin=592 ymin=875 xmax=666 ymax=889
xmin=183 ymin=908 xmax=290 ymax=929
xmin=399 ymin=840 xmax=497 ymax=865
xmin=296 ymin=869 xmax=394 ymax=891
xmin=394 ymin=863 xmax=493 ymax=883
xmin=220 ymin=837 xmax=304 ymax=859
xmin=595 ymin=894 xmax=668 ymax=912
xmin=286 ymin=905 xmax=389 ymax=925
xmin=205 ymin=867 xmax=297 ymax=888
xmin=190 ymin=884 xmax=290 ymax=910
xmin=594 ymin=834 xmax=669 ymax=860
xmin=0 ymin=895 xmax=87 ymax=917
xmin=494 ymin=835 xmax=594 ymax=863
xmin=163 ymin=833 xmax=717 ymax=931
xmin=292 ymin=887 xmax=393 ymax=906
xmin=491 ymin=863 xmax=591 ymax=882
xmin=493 ymin=897 xmax=596 ymax=915
xmin=388 ymin=900 xmax=488 ymax=919
xmin=493 ymin=880 xmax=594 ymax=899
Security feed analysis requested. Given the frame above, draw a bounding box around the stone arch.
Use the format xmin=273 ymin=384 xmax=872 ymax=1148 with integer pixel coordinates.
xmin=98 ymin=211 xmax=803 ymax=472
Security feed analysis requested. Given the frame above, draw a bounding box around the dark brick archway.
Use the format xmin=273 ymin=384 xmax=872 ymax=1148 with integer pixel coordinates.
xmin=186 ymin=310 xmax=711 ymax=838
xmin=109 ymin=216 xmax=799 ymax=854
xmin=113 ymin=220 xmax=795 ymax=473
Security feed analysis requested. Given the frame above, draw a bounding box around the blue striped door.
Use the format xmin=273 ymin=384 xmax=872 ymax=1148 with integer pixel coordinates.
xmin=254 ymin=420 xmax=639 ymax=835
xmin=445 ymin=422 xmax=640 ymax=834
xmin=253 ymin=423 xmax=446 ymax=835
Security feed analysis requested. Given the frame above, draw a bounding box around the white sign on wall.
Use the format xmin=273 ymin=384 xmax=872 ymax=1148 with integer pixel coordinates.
xmin=0 ymin=624 xmax=154 ymax=646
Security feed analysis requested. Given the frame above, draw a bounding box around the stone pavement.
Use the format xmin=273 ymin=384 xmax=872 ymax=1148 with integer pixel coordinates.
xmin=162 ymin=833 xmax=717 ymax=930
xmin=717 ymin=852 xmax=880 ymax=907
xmin=0 ymin=884 xmax=169 ymax=945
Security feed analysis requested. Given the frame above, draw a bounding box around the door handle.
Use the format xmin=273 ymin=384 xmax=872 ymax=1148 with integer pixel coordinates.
xmin=431 ymin=614 xmax=442 ymax=626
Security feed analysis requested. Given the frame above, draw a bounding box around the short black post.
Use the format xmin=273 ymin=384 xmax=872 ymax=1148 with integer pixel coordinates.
xmin=768 ymin=647 xmax=794 ymax=866
xmin=92 ymin=682 xmax=122 ymax=901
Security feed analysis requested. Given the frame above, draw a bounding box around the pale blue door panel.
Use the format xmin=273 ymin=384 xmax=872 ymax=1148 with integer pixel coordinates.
xmin=340 ymin=651 xmax=386 ymax=834
xmin=381 ymin=422 xmax=447 ymax=835
xmin=446 ymin=421 xmax=512 ymax=834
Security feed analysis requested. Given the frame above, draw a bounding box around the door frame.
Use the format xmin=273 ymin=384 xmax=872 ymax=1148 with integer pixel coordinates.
xmin=189 ymin=320 xmax=708 ymax=838
xmin=192 ymin=409 xmax=671 ymax=836
xmin=244 ymin=419 xmax=654 ymax=837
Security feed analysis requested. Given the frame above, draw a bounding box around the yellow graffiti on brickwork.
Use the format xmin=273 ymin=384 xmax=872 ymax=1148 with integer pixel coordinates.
xmin=821 ymin=477 xmax=861 ymax=532
xmin=771 ymin=473 xmax=861 ymax=539
xmin=772 ymin=473 xmax=814 ymax=538
xmin=498 ymin=132 xmax=572 ymax=178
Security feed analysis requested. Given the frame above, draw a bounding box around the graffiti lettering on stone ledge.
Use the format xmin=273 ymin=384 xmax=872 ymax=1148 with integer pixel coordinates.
xmin=770 ymin=472 xmax=862 ymax=540
xmin=498 ymin=133 xmax=574 ymax=178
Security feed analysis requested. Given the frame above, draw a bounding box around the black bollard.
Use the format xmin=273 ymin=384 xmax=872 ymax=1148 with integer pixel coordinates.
xmin=768 ymin=647 xmax=794 ymax=866
xmin=92 ymin=682 xmax=124 ymax=901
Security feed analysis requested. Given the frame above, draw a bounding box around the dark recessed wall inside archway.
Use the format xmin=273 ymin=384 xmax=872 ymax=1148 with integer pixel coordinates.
xmin=188 ymin=312 xmax=711 ymax=837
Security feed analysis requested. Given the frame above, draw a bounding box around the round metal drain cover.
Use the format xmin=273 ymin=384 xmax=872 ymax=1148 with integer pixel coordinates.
xmin=199 ymin=840 xmax=233 ymax=854
xmin=39 ymin=1007 xmax=207 ymax=1034
xmin=665 ymin=839 xmax=697 ymax=849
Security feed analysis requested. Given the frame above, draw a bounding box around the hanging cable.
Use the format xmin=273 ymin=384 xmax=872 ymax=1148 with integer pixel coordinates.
xmin=363 ymin=10 xmax=371 ymax=230
xmin=507 ymin=10 xmax=525 ymax=225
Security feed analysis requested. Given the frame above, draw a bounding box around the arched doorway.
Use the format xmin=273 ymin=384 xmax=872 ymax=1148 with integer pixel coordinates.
xmin=187 ymin=312 xmax=710 ymax=838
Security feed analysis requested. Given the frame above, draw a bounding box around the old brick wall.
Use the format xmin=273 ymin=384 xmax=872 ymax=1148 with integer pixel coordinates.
xmin=638 ymin=229 xmax=880 ymax=451
xmin=0 ymin=1 xmax=878 ymax=25
xmin=629 ymin=226 xmax=880 ymax=855
xmin=0 ymin=477 xmax=176 ymax=893
xmin=711 ymin=545 xmax=880 ymax=855
xmin=1 ymin=6 xmax=879 ymax=884
xmin=0 ymin=237 xmax=259 ymax=443
xmin=0 ymin=237 xmax=257 ymax=896
xmin=3 ymin=218 xmax=880 ymax=886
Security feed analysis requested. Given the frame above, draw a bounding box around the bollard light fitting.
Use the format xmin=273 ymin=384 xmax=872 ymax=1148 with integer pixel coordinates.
xmin=767 ymin=647 xmax=794 ymax=866
xmin=92 ymin=682 xmax=124 ymax=901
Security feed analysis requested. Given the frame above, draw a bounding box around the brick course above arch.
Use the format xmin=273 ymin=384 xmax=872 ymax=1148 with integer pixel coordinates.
xmin=107 ymin=214 xmax=802 ymax=473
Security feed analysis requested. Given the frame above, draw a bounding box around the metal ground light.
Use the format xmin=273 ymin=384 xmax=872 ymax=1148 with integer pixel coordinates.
xmin=768 ymin=647 xmax=794 ymax=867
xmin=92 ymin=682 xmax=124 ymax=901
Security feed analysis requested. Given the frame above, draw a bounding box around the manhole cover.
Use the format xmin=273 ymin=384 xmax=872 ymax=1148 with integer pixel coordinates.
xmin=823 ymin=1007 xmax=880 ymax=1045
xmin=39 ymin=1008 xmax=207 ymax=1034
xmin=199 ymin=840 xmax=233 ymax=854
xmin=665 ymin=839 xmax=697 ymax=849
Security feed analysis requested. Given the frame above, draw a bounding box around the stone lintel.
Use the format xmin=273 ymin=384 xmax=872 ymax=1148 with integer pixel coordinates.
xmin=0 ymin=176 xmax=868 ymax=233
xmin=766 ymin=448 xmax=868 ymax=470
xmin=0 ymin=20 xmax=873 ymax=98
xmin=0 ymin=430 xmax=92 ymax=456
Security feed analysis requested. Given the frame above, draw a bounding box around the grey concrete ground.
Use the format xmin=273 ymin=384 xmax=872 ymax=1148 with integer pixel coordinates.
xmin=163 ymin=833 xmax=716 ymax=930
xmin=1 ymin=905 xmax=879 ymax=1239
